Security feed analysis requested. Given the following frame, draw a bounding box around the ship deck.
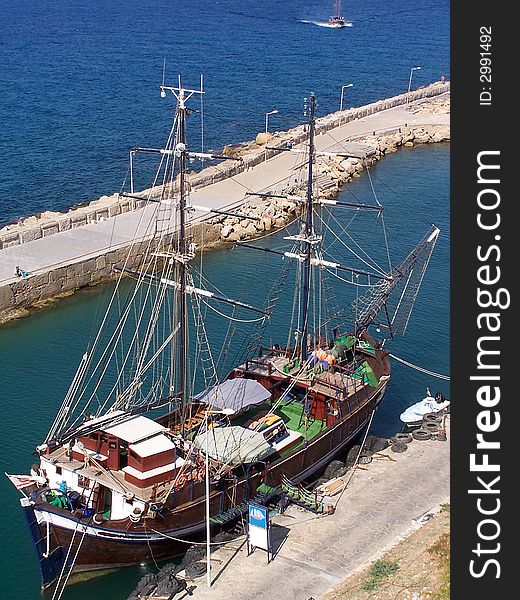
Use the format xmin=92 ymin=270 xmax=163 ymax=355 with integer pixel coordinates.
xmin=240 ymin=354 xmax=367 ymax=401
xmin=44 ymin=450 xmax=169 ymax=502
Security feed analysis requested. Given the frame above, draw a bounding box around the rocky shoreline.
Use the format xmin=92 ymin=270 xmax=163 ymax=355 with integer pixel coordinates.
xmin=209 ymin=123 xmax=449 ymax=245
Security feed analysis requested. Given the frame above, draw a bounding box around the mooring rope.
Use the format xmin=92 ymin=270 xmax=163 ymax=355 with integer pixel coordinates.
xmin=333 ymin=405 xmax=377 ymax=508
xmin=389 ymin=353 xmax=450 ymax=381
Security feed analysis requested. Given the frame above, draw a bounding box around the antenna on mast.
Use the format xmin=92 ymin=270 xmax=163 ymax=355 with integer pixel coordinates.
xmin=161 ymin=59 xmax=167 ymax=97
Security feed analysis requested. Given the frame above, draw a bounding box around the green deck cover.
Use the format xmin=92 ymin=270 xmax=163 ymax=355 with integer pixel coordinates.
xmin=352 ymin=361 xmax=379 ymax=387
xmin=275 ymin=400 xmax=325 ymax=440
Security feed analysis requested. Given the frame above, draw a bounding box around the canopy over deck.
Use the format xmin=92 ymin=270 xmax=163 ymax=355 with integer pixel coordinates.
xmin=194 ymin=378 xmax=270 ymax=413
xmin=194 ymin=426 xmax=272 ymax=465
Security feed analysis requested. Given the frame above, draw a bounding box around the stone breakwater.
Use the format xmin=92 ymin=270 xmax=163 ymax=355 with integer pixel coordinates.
xmin=0 ymin=82 xmax=448 ymax=251
xmin=0 ymin=83 xmax=449 ymax=324
xmin=210 ymin=123 xmax=450 ymax=243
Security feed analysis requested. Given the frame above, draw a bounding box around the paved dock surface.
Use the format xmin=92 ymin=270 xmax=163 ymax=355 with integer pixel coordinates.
xmin=167 ymin=420 xmax=450 ymax=600
xmin=0 ymin=98 xmax=448 ymax=285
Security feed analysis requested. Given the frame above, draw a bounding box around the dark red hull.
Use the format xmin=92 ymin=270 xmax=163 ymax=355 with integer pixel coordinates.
xmin=25 ymin=379 xmax=387 ymax=587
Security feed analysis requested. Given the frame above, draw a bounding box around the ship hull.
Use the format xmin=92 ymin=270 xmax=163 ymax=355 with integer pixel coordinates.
xmin=24 ymin=383 xmax=387 ymax=587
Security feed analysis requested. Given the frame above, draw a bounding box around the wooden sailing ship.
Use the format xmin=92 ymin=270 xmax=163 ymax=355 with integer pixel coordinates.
xmin=7 ymin=82 xmax=439 ymax=590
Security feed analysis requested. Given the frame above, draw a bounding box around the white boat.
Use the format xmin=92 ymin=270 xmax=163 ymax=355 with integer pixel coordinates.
xmin=327 ymin=1 xmax=352 ymax=28
xmin=399 ymin=389 xmax=450 ymax=426
xmin=299 ymin=1 xmax=353 ymax=28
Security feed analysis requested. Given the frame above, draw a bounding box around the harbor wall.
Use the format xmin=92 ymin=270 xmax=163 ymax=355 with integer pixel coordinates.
xmin=0 ymin=83 xmax=449 ymax=324
xmin=0 ymin=81 xmax=449 ymax=251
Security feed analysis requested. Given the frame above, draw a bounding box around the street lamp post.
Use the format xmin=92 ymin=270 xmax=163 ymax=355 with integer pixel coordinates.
xmin=340 ymin=83 xmax=353 ymax=111
xmin=264 ymin=109 xmax=279 ymax=162
xmin=407 ymin=66 xmax=421 ymax=101
xmin=204 ymin=406 xmax=235 ymax=588
xmin=265 ymin=109 xmax=279 ymax=134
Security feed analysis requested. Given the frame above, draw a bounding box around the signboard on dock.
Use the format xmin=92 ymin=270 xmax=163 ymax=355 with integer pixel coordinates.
xmin=247 ymin=503 xmax=271 ymax=561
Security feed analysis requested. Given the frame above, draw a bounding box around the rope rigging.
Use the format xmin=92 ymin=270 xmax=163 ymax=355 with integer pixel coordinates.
xmin=389 ymin=353 xmax=450 ymax=381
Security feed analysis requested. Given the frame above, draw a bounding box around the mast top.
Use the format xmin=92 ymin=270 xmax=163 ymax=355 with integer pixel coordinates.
xmin=160 ymin=75 xmax=204 ymax=106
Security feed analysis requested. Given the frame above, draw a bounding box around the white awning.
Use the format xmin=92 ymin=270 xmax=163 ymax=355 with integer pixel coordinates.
xmin=129 ymin=433 xmax=176 ymax=458
xmin=194 ymin=378 xmax=270 ymax=413
xmin=194 ymin=426 xmax=272 ymax=465
xmin=103 ymin=415 xmax=166 ymax=444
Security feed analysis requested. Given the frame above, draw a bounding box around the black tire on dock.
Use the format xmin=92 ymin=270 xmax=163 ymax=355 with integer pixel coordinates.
xmin=391 ymin=432 xmax=413 ymax=444
xmin=185 ymin=561 xmax=207 ymax=579
xmin=423 ymin=421 xmax=440 ymax=432
xmin=390 ymin=442 xmax=408 ymax=453
xmin=412 ymin=429 xmax=432 ymax=441
xmin=156 ymin=575 xmax=183 ymax=596
xmin=365 ymin=435 xmax=387 ymax=452
xmin=423 ymin=412 xmax=443 ymax=423
xmin=345 ymin=444 xmax=362 ymax=467
xmin=368 ymin=437 xmax=391 ymax=452
xmin=181 ymin=545 xmax=206 ymax=568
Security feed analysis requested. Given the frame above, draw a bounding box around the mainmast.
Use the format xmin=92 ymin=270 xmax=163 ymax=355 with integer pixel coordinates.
xmin=299 ymin=93 xmax=317 ymax=360
xmin=178 ymin=91 xmax=189 ymax=434
xmin=159 ymin=81 xmax=204 ymax=434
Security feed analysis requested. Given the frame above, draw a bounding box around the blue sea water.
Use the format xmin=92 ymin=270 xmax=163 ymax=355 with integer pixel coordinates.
xmin=0 ymin=1 xmax=449 ymax=598
xmin=0 ymin=0 xmax=449 ymax=225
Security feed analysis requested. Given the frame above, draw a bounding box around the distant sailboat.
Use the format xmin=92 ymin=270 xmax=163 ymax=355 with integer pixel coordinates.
xmin=328 ymin=0 xmax=352 ymax=28
xmin=299 ymin=1 xmax=353 ymax=29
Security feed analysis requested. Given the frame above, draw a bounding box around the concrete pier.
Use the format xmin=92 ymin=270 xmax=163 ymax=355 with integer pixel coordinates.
xmin=0 ymin=83 xmax=449 ymax=324
xmin=136 ymin=419 xmax=450 ymax=600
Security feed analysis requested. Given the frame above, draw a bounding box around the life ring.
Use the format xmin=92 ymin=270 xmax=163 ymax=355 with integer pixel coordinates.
xmin=175 ymin=473 xmax=188 ymax=489
xmin=93 ymin=512 xmax=105 ymax=525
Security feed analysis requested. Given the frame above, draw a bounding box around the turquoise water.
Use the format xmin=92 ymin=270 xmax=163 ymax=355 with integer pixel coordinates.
xmin=0 ymin=143 xmax=449 ymax=599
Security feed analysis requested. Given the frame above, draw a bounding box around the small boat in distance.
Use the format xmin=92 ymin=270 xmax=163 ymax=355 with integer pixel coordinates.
xmin=298 ymin=1 xmax=353 ymax=28
xmin=328 ymin=0 xmax=352 ymax=28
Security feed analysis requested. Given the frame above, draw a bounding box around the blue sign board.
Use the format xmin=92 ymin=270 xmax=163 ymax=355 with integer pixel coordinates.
xmin=249 ymin=504 xmax=268 ymax=529
xmin=248 ymin=502 xmax=271 ymax=559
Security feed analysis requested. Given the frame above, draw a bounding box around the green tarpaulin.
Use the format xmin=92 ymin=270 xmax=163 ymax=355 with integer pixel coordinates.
xmin=352 ymin=361 xmax=379 ymax=387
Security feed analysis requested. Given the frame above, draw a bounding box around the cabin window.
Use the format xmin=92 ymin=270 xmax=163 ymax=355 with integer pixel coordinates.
xmin=109 ymin=441 xmax=117 ymax=449
xmin=56 ymin=466 xmax=62 ymax=475
xmin=100 ymin=434 xmax=108 ymax=443
xmin=89 ymin=432 xmax=99 ymax=440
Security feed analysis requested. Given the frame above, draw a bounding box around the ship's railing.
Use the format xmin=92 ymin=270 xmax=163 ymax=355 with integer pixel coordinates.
xmin=280 ymin=474 xmax=324 ymax=514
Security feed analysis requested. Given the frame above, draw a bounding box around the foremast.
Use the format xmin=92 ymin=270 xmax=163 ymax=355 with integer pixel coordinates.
xmin=300 ymin=93 xmax=317 ymax=360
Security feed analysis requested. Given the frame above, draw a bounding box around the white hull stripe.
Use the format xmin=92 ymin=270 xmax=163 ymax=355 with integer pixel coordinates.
xmin=34 ymin=509 xmax=204 ymax=542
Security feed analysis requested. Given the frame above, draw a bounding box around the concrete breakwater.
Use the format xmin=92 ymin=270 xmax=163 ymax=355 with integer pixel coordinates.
xmin=210 ymin=122 xmax=450 ymax=243
xmin=0 ymin=83 xmax=449 ymax=324
xmin=0 ymin=82 xmax=448 ymax=250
